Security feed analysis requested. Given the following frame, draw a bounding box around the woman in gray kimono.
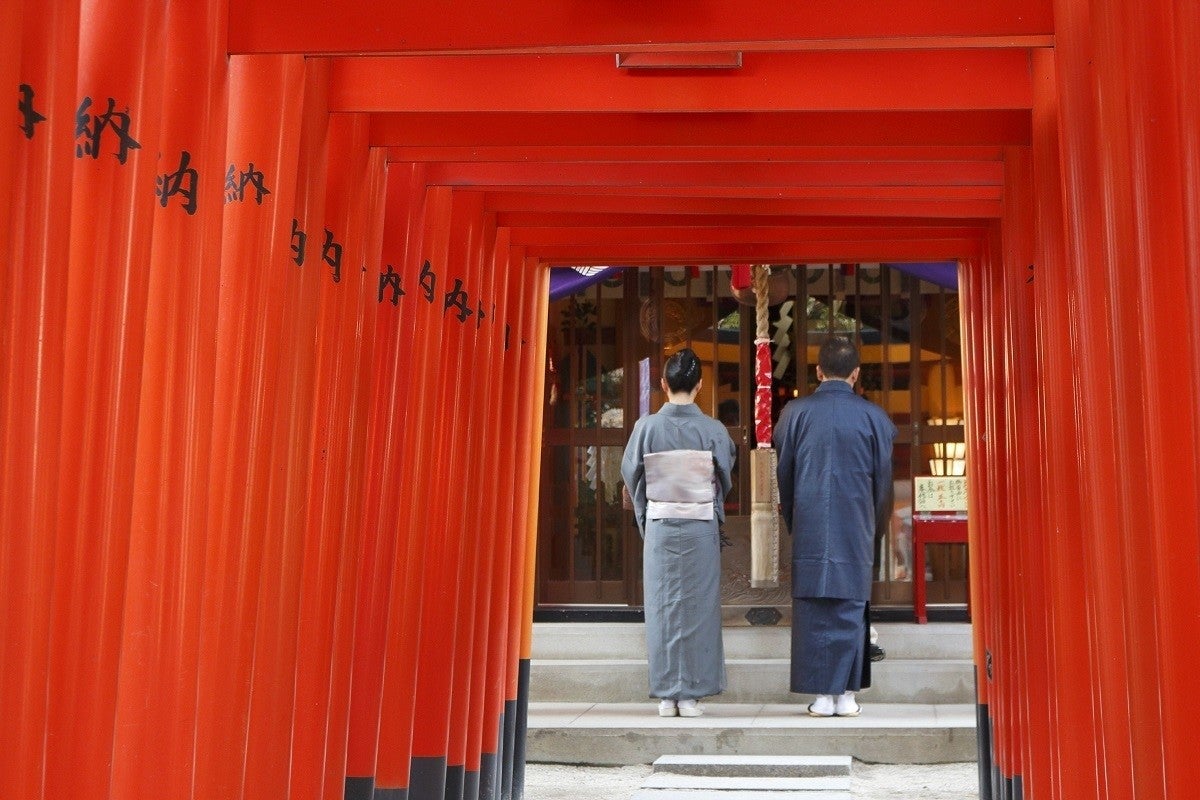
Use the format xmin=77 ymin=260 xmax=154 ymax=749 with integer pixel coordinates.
xmin=620 ymin=348 xmax=737 ymax=717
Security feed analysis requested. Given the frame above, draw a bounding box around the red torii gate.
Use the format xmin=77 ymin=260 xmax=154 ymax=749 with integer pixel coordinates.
xmin=1 ymin=2 xmax=1197 ymax=800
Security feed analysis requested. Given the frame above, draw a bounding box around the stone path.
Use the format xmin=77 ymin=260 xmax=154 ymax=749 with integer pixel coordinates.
xmin=523 ymin=762 xmax=979 ymax=800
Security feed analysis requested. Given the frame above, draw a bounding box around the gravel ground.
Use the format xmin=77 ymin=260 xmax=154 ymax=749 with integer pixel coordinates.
xmin=524 ymin=761 xmax=979 ymax=799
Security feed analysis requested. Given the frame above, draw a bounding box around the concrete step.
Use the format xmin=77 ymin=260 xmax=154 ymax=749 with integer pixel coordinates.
xmin=652 ymin=754 xmax=851 ymax=778
xmin=632 ymin=791 xmax=851 ymax=800
xmin=532 ymin=622 xmax=972 ymax=662
xmin=529 ymin=657 xmax=975 ymax=705
xmin=526 ymin=702 xmax=977 ymax=766
xmin=642 ymin=774 xmax=850 ymax=791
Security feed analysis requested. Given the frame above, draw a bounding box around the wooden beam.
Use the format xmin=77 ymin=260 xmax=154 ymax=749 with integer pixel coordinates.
xmin=330 ymin=51 xmax=1032 ymax=113
xmin=420 ymin=160 xmax=1005 ymax=189
xmin=508 ymin=223 xmax=985 ymax=246
xmin=470 ymin=185 xmax=1005 ymax=201
xmin=528 ymin=238 xmax=982 ymax=264
xmin=482 ymin=192 xmax=1005 ymax=219
xmin=230 ymin=0 xmax=1051 ymax=56
xmin=495 ymin=211 xmax=992 ymax=228
xmin=368 ymin=111 xmax=1031 ymax=147
xmin=381 ymin=145 xmax=1007 ymax=163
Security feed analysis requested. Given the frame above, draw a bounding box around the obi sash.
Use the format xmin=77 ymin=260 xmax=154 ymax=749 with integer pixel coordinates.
xmin=643 ymin=449 xmax=716 ymax=521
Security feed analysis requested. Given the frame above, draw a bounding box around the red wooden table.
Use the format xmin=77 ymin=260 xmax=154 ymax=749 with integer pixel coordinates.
xmin=912 ymin=512 xmax=970 ymax=624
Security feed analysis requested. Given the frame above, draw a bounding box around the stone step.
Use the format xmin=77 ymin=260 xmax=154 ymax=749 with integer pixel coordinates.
xmin=631 ymin=791 xmax=851 ymax=800
xmin=529 ymin=657 xmax=975 ymax=705
xmin=527 ymin=702 xmax=977 ymax=766
xmin=652 ymin=754 xmax=852 ymax=778
xmin=642 ymin=774 xmax=851 ymax=791
xmin=532 ymin=621 xmax=972 ymax=661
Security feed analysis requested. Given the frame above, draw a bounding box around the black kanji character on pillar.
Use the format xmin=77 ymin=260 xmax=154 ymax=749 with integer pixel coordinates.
xmin=444 ymin=278 xmax=473 ymax=322
xmin=475 ymin=299 xmax=487 ymax=329
xmin=155 ymin=150 xmax=198 ymax=215
xmin=18 ymin=84 xmax=46 ymax=140
xmin=419 ymin=259 xmax=436 ymax=303
xmin=322 ymin=229 xmax=343 ymax=283
xmin=290 ymin=218 xmax=306 ymax=266
xmin=75 ymin=96 xmax=141 ymax=164
xmin=378 ymin=264 xmax=405 ymax=305
xmin=241 ymin=163 xmax=270 ymax=204
xmin=223 ymin=165 xmax=238 ymax=203
xmin=225 ymin=162 xmax=271 ymax=205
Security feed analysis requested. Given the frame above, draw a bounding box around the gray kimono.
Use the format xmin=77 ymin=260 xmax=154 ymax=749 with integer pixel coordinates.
xmin=621 ymin=402 xmax=736 ymax=700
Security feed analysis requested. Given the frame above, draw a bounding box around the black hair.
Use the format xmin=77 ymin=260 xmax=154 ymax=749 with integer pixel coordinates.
xmin=664 ymin=347 xmax=702 ymax=393
xmin=818 ymin=335 xmax=860 ymax=379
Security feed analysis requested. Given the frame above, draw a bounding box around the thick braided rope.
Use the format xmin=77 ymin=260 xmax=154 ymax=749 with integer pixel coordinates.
xmin=752 ymin=265 xmax=773 ymax=446
xmin=753 ymin=264 xmax=770 ymax=340
xmin=750 ymin=265 xmax=780 ymax=587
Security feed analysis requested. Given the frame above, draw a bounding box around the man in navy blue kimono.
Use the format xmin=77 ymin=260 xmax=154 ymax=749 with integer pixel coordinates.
xmin=773 ymin=336 xmax=897 ymax=717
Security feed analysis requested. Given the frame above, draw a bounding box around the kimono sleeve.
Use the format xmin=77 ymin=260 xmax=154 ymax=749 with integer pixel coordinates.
xmin=620 ymin=421 xmax=649 ymax=537
xmin=772 ymin=401 xmax=797 ymax=531
xmin=711 ymin=425 xmax=737 ymax=525
xmin=871 ymin=411 xmax=898 ymax=534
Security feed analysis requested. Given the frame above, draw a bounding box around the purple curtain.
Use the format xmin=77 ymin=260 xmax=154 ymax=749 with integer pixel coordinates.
xmin=548 ymin=266 xmax=626 ymax=300
xmin=885 ymin=261 xmax=958 ymax=291
xmin=548 ymin=262 xmax=958 ymax=299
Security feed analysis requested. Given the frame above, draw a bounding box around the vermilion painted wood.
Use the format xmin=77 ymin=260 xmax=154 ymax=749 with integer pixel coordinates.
xmin=464 ymin=213 xmax=509 ymax=789
xmin=975 ymin=235 xmax=1010 ymax=796
xmin=239 ymin=58 xmax=330 ymax=800
xmin=997 ymin=223 xmax=1022 ymax=797
xmin=476 ymin=186 xmax=1006 ymax=203
xmin=228 ymin=0 xmax=1052 ymax=56
xmin=444 ymin=204 xmax=496 ymax=786
xmin=345 ymin=162 xmax=429 ymax=788
xmin=991 ymin=174 xmax=1019 ymax=800
xmin=407 ymin=191 xmax=487 ymax=783
xmin=0 ymin=3 xmax=26 ymax=795
xmin=1086 ymin=2 xmax=1199 ymax=795
xmin=108 ymin=4 xmax=227 ymax=800
xmin=0 ymin=2 xmax=18 ymax=266
xmin=497 ymin=212 xmax=995 ymax=229
xmin=478 ymin=231 xmax=522 ymax=776
xmin=513 ymin=257 xmax=551 ymax=794
xmin=1121 ymin=2 xmax=1200 ymax=795
xmin=1051 ymin=2 xmax=1138 ymax=796
xmin=497 ymin=244 xmax=535 ymax=797
xmin=956 ymin=257 xmax=992 ymax=762
xmin=326 ymin=144 xmax=389 ymax=800
xmin=194 ymin=54 xmax=307 ymax=800
xmin=383 ymin=144 xmax=1009 ymax=164
xmin=460 ymin=222 xmax=508 ymax=784
xmin=0 ymin=5 xmax=77 ymax=800
xmin=1030 ymin=48 xmax=1102 ymax=797
xmin=492 ymin=247 xmax=542 ymax=796
xmin=422 ymin=160 xmax=1006 ymax=189
xmin=527 ymin=238 xmax=983 ymax=264
xmin=1003 ymin=147 xmax=1051 ymax=795
xmin=370 ymin=110 xmax=1032 ymax=148
xmin=484 ymin=193 xmax=1005 ymax=220
xmin=509 ymin=224 xmax=986 ymax=246
xmin=45 ymin=2 xmax=165 ymax=796
xmin=969 ymin=239 xmax=998 ymax=793
xmin=373 ymin=184 xmax=453 ymax=794
xmin=288 ymin=112 xmax=374 ymax=799
xmin=329 ymin=51 xmax=1032 ymax=114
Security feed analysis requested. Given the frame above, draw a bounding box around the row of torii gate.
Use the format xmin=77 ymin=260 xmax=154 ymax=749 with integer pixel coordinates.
xmin=2 ymin=2 xmax=1198 ymax=800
